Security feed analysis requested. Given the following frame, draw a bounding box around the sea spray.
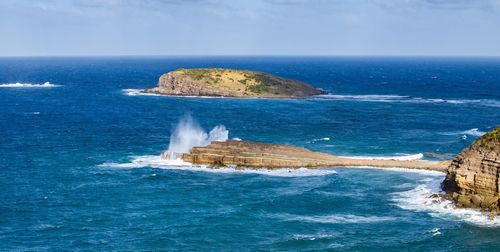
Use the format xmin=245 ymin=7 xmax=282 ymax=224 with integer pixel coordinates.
xmin=162 ymin=115 xmax=228 ymax=160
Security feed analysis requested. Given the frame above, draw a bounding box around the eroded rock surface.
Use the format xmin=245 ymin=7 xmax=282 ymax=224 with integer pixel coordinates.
xmin=182 ymin=140 xmax=449 ymax=171
xmin=145 ymin=68 xmax=323 ymax=98
xmin=442 ymin=126 xmax=500 ymax=211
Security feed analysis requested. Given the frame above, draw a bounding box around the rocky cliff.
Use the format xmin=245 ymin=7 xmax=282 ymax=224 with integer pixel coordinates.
xmin=145 ymin=68 xmax=323 ymax=98
xmin=182 ymin=140 xmax=449 ymax=171
xmin=442 ymin=126 xmax=500 ymax=211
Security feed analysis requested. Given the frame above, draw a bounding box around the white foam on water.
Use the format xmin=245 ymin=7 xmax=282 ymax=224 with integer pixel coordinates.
xmin=314 ymin=94 xmax=500 ymax=107
xmin=122 ymin=89 xmax=161 ymax=96
xmin=99 ymin=155 xmax=193 ymax=169
xmin=315 ymin=94 xmax=408 ymax=102
xmin=99 ymin=155 xmax=337 ymax=177
xmin=310 ymin=137 xmax=331 ymax=143
xmin=123 ymin=89 xmax=232 ymax=99
xmin=461 ymin=128 xmax=486 ymax=137
xmin=0 ymin=82 xmax=58 ymax=88
xmin=339 ymin=153 xmax=424 ymax=161
xmin=391 ymin=176 xmax=500 ymax=227
xmin=342 ymin=166 xmax=446 ymax=176
xmin=276 ymin=213 xmax=396 ymax=224
xmin=292 ymin=232 xmax=338 ymax=241
xmin=440 ymin=128 xmax=487 ymax=137
xmin=430 ymin=228 xmax=441 ymax=236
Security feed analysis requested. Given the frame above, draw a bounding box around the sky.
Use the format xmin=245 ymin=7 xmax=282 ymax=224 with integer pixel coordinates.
xmin=0 ymin=0 xmax=500 ymax=56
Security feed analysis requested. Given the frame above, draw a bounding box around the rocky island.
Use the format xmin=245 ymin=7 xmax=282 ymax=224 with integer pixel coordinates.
xmin=173 ymin=126 xmax=500 ymax=213
xmin=145 ymin=68 xmax=324 ymax=98
xmin=442 ymin=126 xmax=500 ymax=212
xmin=180 ymin=140 xmax=450 ymax=171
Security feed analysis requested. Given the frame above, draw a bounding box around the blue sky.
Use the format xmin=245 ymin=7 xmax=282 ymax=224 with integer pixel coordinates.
xmin=1 ymin=0 xmax=499 ymax=56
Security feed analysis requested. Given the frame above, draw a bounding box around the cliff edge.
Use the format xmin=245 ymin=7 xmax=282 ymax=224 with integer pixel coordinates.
xmin=145 ymin=68 xmax=324 ymax=98
xmin=442 ymin=126 xmax=500 ymax=211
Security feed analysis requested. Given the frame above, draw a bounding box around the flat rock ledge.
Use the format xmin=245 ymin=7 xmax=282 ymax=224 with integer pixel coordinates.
xmin=182 ymin=140 xmax=450 ymax=172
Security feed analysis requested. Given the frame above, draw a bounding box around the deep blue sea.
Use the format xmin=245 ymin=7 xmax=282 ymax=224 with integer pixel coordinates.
xmin=1 ymin=56 xmax=500 ymax=251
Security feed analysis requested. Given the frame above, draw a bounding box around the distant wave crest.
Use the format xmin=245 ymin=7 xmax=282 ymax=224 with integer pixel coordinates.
xmin=0 ymin=82 xmax=58 ymax=88
xmin=274 ymin=213 xmax=396 ymax=224
xmin=315 ymin=94 xmax=500 ymax=107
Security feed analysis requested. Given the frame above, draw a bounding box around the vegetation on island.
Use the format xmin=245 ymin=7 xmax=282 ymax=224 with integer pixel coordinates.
xmin=478 ymin=126 xmax=500 ymax=149
xmin=169 ymin=68 xmax=321 ymax=97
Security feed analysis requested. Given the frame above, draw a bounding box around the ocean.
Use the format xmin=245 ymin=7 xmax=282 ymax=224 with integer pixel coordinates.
xmin=1 ymin=56 xmax=499 ymax=251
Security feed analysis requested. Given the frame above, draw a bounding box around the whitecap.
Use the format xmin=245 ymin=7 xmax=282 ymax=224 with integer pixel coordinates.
xmin=310 ymin=137 xmax=331 ymax=143
xmin=0 ymin=82 xmax=58 ymax=88
xmin=440 ymin=128 xmax=486 ymax=137
xmin=391 ymin=176 xmax=500 ymax=227
xmin=275 ymin=213 xmax=396 ymax=224
xmin=430 ymin=228 xmax=441 ymax=236
xmin=313 ymin=94 xmax=500 ymax=107
xmin=99 ymin=155 xmax=337 ymax=177
xmin=339 ymin=153 xmax=424 ymax=161
xmin=315 ymin=94 xmax=408 ymax=102
xmin=292 ymin=233 xmax=338 ymax=241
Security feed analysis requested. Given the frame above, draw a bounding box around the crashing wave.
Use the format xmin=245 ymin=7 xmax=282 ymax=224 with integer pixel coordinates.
xmin=391 ymin=176 xmax=500 ymax=227
xmin=165 ymin=115 xmax=228 ymax=155
xmin=0 ymin=82 xmax=58 ymax=88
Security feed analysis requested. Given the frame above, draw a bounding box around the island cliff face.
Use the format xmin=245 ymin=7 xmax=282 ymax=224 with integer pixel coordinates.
xmin=442 ymin=126 xmax=500 ymax=211
xmin=146 ymin=68 xmax=324 ymax=98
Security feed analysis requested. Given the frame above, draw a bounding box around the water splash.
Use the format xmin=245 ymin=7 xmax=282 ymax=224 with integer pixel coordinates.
xmin=163 ymin=115 xmax=228 ymax=159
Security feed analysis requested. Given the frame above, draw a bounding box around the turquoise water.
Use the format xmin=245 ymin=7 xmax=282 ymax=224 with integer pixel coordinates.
xmin=1 ymin=57 xmax=500 ymax=251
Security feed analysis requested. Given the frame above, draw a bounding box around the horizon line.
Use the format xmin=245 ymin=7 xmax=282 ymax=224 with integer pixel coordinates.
xmin=1 ymin=54 xmax=500 ymax=58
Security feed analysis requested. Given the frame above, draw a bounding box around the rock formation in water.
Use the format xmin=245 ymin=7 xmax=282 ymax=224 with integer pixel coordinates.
xmin=181 ymin=140 xmax=449 ymax=171
xmin=442 ymin=126 xmax=500 ymax=211
xmin=145 ymin=68 xmax=324 ymax=98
